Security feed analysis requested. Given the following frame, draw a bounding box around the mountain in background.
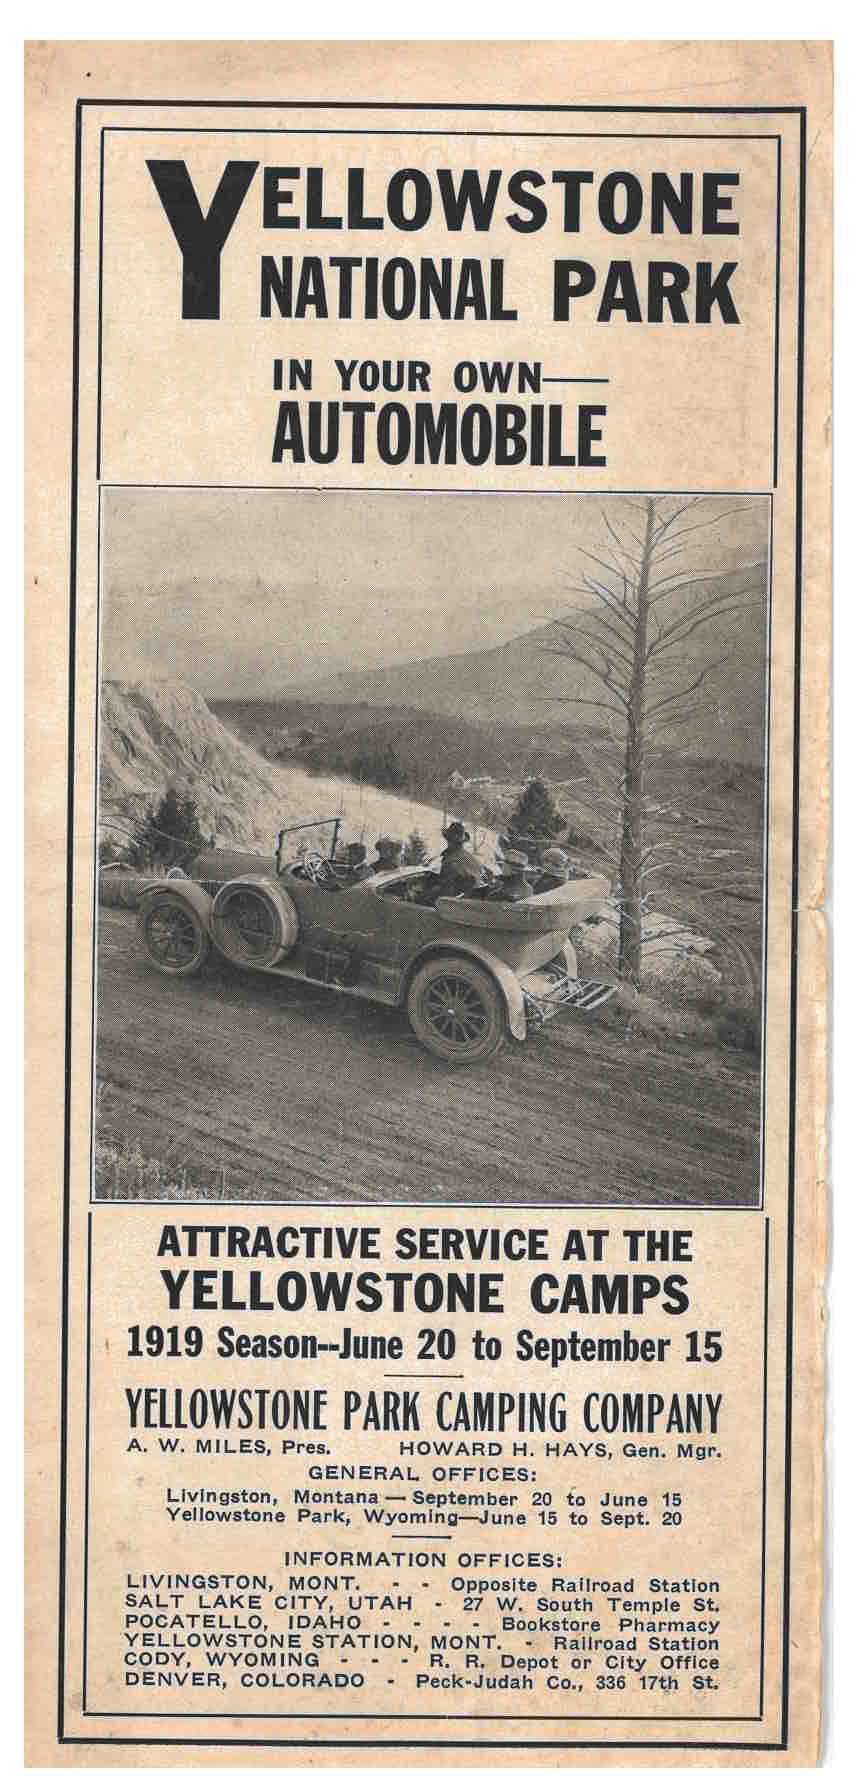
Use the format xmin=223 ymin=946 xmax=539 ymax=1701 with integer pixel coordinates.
xmin=285 ymin=565 xmax=767 ymax=766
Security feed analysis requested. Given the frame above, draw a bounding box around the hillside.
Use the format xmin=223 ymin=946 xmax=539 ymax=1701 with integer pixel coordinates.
xmin=98 ymin=679 xmax=452 ymax=856
xmin=211 ymin=696 xmax=600 ymax=805
xmin=98 ymin=678 xmax=764 ymax=1001
xmin=289 ymin=565 xmax=768 ymax=766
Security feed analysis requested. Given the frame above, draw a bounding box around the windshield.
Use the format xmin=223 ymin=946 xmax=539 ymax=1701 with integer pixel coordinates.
xmin=277 ymin=818 xmax=342 ymax=872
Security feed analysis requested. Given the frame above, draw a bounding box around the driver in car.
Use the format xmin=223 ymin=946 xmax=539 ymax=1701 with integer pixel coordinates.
xmin=344 ymin=842 xmax=373 ymax=882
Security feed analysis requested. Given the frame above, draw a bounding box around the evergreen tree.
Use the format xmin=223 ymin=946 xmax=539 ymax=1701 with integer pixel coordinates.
xmin=349 ymin=737 xmax=408 ymax=790
xmin=129 ymin=787 xmax=206 ymax=871
xmin=508 ymin=778 xmax=565 ymax=841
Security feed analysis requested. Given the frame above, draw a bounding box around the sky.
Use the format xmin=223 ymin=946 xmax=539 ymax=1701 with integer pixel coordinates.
xmin=100 ymin=488 xmax=770 ymax=697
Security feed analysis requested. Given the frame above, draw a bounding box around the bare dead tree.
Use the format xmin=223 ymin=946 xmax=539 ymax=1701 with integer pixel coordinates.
xmin=544 ymin=497 xmax=764 ymax=990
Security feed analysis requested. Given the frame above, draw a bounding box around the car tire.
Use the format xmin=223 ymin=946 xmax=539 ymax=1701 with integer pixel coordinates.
xmin=211 ymin=878 xmax=299 ymax=969
xmin=407 ymin=955 xmax=507 ymax=1065
xmin=137 ymin=892 xmax=211 ymax=977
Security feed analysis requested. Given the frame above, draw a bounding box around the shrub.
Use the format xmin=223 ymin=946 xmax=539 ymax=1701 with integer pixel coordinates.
xmin=93 ymin=1136 xmax=248 ymax=1201
xmin=129 ymin=787 xmax=206 ymax=871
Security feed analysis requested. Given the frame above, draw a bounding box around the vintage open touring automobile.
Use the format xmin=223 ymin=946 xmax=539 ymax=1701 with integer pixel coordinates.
xmin=135 ymin=821 xmax=615 ymax=1065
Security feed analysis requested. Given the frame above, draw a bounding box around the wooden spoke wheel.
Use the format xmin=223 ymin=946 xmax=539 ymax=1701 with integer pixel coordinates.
xmin=210 ymin=879 xmax=299 ymax=969
xmin=215 ymin=888 xmax=279 ymax=963
xmin=407 ymin=956 xmax=507 ymax=1064
xmin=137 ymin=894 xmax=210 ymax=976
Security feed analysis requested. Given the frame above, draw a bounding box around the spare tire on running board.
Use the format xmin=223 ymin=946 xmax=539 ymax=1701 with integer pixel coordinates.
xmin=210 ymin=876 xmax=299 ymax=971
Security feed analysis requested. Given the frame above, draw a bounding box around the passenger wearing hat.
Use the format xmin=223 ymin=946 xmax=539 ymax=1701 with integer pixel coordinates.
xmin=436 ymin=820 xmax=487 ymax=897
xmin=533 ymin=847 xmax=571 ymax=895
xmin=343 ymin=841 xmax=372 ymax=882
xmin=483 ymin=847 xmax=534 ymax=904
xmin=370 ymin=836 xmax=403 ymax=873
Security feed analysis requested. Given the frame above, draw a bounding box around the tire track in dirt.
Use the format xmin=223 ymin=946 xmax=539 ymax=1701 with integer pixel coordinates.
xmin=95 ymin=910 xmax=761 ymax=1208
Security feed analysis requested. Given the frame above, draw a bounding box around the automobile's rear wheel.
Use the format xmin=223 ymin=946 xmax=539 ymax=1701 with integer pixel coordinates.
xmin=137 ymin=893 xmax=210 ymax=976
xmin=407 ymin=956 xmax=507 ymax=1064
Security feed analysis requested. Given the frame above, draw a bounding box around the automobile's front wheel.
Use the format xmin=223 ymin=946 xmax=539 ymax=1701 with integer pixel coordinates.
xmin=407 ymin=956 xmax=507 ymax=1064
xmin=137 ymin=893 xmax=211 ymax=976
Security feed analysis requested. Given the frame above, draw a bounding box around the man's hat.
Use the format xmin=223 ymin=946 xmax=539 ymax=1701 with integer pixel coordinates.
xmin=375 ymin=836 xmax=402 ymax=853
xmin=346 ymin=841 xmax=367 ymax=861
xmin=541 ymin=848 xmax=570 ymax=873
xmin=443 ymin=820 xmax=470 ymax=843
xmin=499 ymin=848 xmax=529 ymax=870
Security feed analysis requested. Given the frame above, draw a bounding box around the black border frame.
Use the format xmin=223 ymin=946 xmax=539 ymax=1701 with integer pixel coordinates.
xmin=57 ymin=97 xmax=807 ymax=1755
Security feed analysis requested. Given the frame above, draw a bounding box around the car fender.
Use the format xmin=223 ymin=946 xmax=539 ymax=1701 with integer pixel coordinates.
xmin=400 ymin=937 xmax=527 ymax=1042
xmin=137 ymin=876 xmax=214 ymax=931
xmin=560 ymin=936 xmax=579 ymax=978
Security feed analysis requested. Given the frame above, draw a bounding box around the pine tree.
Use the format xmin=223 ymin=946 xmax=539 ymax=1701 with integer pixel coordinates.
xmin=508 ymin=778 xmax=565 ymax=841
xmin=129 ymin=787 xmax=206 ymax=871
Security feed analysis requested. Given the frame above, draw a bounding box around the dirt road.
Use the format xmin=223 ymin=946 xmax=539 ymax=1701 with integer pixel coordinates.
xmin=95 ymin=909 xmax=760 ymax=1208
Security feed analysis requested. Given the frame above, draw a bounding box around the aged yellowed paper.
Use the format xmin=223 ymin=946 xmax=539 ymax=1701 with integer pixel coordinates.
xmin=24 ymin=40 xmax=831 ymax=1766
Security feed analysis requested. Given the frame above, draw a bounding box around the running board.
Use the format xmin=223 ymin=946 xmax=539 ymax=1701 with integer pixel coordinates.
xmin=523 ymin=973 xmax=616 ymax=1029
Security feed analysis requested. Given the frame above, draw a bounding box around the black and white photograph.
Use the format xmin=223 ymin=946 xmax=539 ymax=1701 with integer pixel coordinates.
xmin=95 ymin=487 xmax=769 ymax=1208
